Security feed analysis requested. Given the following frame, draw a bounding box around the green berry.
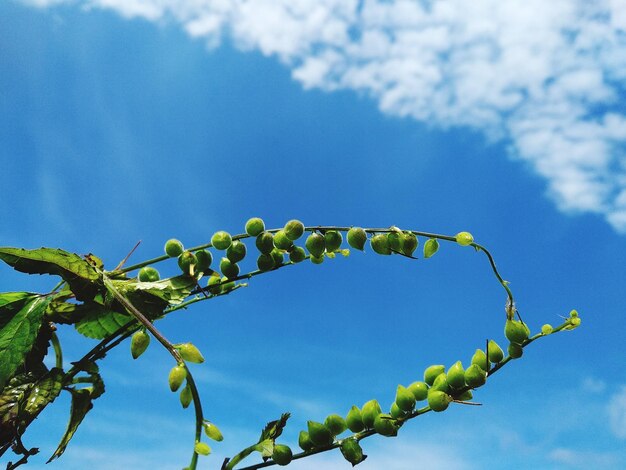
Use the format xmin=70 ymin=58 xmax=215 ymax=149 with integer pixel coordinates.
xmin=245 ymin=217 xmax=265 ymax=236
xmin=427 ymin=390 xmax=452 ymax=412
xmin=541 ymin=324 xmax=553 ymax=335
xmin=407 ymin=381 xmax=429 ymax=401
xmin=169 ymin=365 xmax=186 ymax=392
xmin=256 ymin=231 xmax=275 ymax=254
xmin=390 ymin=402 xmax=407 ymax=419
xmin=361 ymin=399 xmax=382 ymax=429
xmin=310 ymin=254 xmax=324 ymax=264
xmin=324 ymin=231 xmax=343 ymax=252
xmin=423 ymin=238 xmax=439 ymax=258
xmin=424 ymin=365 xmax=445 ymax=386
xmin=387 ymin=232 xmax=404 ymax=253
xmin=211 ymin=231 xmax=232 ymax=250
xmin=130 ymin=330 xmax=150 ymax=359
xmin=324 ymin=414 xmax=347 ymax=436
xmin=340 ymin=438 xmax=366 ymax=466
xmin=508 ymin=342 xmax=523 ymax=359
xmin=220 ymin=257 xmax=239 ymax=279
xmin=455 ymin=231 xmax=474 ymax=246
xmin=346 ymin=405 xmax=365 ymax=432
xmin=177 ymin=343 xmax=204 ymax=363
xmin=226 ymin=241 xmax=247 ymax=263
xmin=456 ymin=389 xmax=473 ymax=401
xmin=373 ymin=413 xmax=398 ymax=437
xmin=284 ymin=220 xmax=305 ymax=240
xmin=207 ymin=274 xmax=222 ymax=295
xmin=504 ymin=319 xmax=530 ymax=344
xmin=138 ymin=266 xmax=160 ymax=282
xmin=195 ymin=250 xmax=212 ymax=271
xmin=270 ymin=248 xmax=284 ymax=268
xmin=487 ymin=340 xmax=505 ymax=363
xmin=569 ymin=309 xmax=579 ymax=318
xmin=257 ymin=253 xmax=275 ymax=271
xmin=164 ymin=239 xmax=184 ymax=257
xmin=194 ymin=442 xmax=211 ymax=456
xmin=471 ymin=349 xmax=488 ymax=371
xmin=298 ymin=431 xmax=314 ymax=451
xmin=273 ymin=230 xmax=293 ymax=250
xmin=402 ymin=232 xmax=418 ymax=256
xmin=305 ymin=232 xmax=326 ymax=257
xmin=289 ymin=246 xmax=307 ymax=263
xmin=203 ymin=422 xmax=224 ymax=441
xmin=178 ymin=251 xmax=198 ymax=275
xmin=347 ymin=227 xmax=367 ymax=251
xmin=431 ymin=373 xmax=450 ymax=393
xmin=464 ymin=364 xmax=487 ymax=388
xmin=180 ymin=385 xmax=192 ymax=408
xmin=370 ymin=234 xmax=391 ymax=255
xmin=395 ymin=385 xmax=416 ymax=412
xmin=447 ymin=361 xmax=466 ymax=390
xmin=307 ymin=421 xmax=333 ymax=446
xmin=566 ymin=316 xmax=581 ymax=329
xmin=272 ymin=444 xmax=293 ymax=466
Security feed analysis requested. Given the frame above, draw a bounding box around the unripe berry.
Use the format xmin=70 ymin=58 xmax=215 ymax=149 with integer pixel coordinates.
xmin=324 ymin=414 xmax=347 ymax=436
xmin=504 ymin=319 xmax=530 ymax=344
xmin=273 ymin=230 xmax=293 ymax=250
xmin=195 ymin=250 xmax=212 ymax=271
xmin=471 ymin=349 xmax=488 ymax=371
xmin=424 ymin=365 xmax=445 ymax=386
xmin=387 ymin=232 xmax=404 ymax=253
xmin=373 ymin=413 xmax=398 ymax=437
xmin=346 ymin=405 xmax=365 ymax=432
xmin=289 ymin=246 xmax=307 ymax=263
xmin=272 ymin=444 xmax=293 ymax=466
xmin=164 ymin=238 xmax=184 ymax=257
xmin=390 ymin=402 xmax=407 ymax=419
xmin=427 ymin=390 xmax=452 ymax=412
xmin=347 ymin=227 xmax=367 ymax=251
xmin=257 ymin=253 xmax=275 ymax=271
xmin=324 ymin=231 xmax=343 ymax=252
xmin=431 ymin=373 xmax=450 ymax=393
xmin=177 ymin=343 xmax=204 ymax=363
xmin=370 ymin=234 xmax=391 ymax=255
xmin=455 ymin=231 xmax=474 ymax=246
xmin=207 ymin=274 xmax=222 ymax=295
xmin=456 ymin=389 xmax=473 ymax=401
xmin=220 ymin=257 xmax=239 ymax=279
xmin=256 ymin=231 xmax=274 ymax=254
xmin=508 ymin=342 xmax=523 ymax=359
xmin=203 ymin=421 xmax=224 ymax=441
xmin=138 ymin=266 xmax=160 ymax=282
xmin=298 ymin=431 xmax=314 ymax=451
xmin=270 ymin=248 xmax=284 ymax=268
xmin=194 ymin=442 xmax=211 ymax=456
xmin=180 ymin=385 xmax=192 ymax=408
xmin=245 ymin=217 xmax=265 ymax=236
xmin=446 ymin=361 xmax=466 ymax=390
xmin=130 ymin=330 xmax=150 ymax=359
xmin=226 ymin=241 xmax=247 ymax=263
xmin=169 ymin=365 xmax=186 ymax=392
xmin=307 ymin=421 xmax=333 ymax=446
xmin=284 ymin=220 xmax=305 ymax=241
xmin=178 ymin=251 xmax=198 ymax=276
xmin=487 ymin=340 xmax=504 ymax=363
xmin=395 ymin=385 xmax=416 ymax=412
xmin=305 ymin=233 xmax=326 ymax=257
xmin=340 ymin=438 xmax=366 ymax=466
xmin=407 ymin=381 xmax=429 ymax=401
xmin=402 ymin=232 xmax=418 ymax=256
xmin=465 ymin=364 xmax=487 ymax=388
xmin=211 ymin=231 xmax=232 ymax=250
xmin=541 ymin=324 xmax=553 ymax=335
xmin=361 ymin=399 xmax=382 ymax=429
xmin=310 ymin=254 xmax=324 ymax=264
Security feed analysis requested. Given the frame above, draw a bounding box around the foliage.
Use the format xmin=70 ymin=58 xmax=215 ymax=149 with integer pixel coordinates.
xmin=0 ymin=220 xmax=581 ymax=469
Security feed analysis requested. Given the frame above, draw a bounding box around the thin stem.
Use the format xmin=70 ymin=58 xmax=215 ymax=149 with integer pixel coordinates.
xmin=50 ymin=331 xmax=63 ymax=369
xmin=472 ymin=243 xmax=515 ymax=313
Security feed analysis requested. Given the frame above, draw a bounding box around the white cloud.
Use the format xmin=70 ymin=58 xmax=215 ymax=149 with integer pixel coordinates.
xmin=608 ymin=385 xmax=626 ymax=439
xmin=19 ymin=0 xmax=626 ymax=232
xmin=549 ymin=447 xmax=621 ymax=468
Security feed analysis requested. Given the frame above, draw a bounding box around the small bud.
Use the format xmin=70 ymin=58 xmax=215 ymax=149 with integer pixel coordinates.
xmin=471 ymin=349 xmax=488 ymax=371
xmin=345 ymin=405 xmax=365 ymax=433
xmin=272 ymin=444 xmax=293 ymax=466
xmin=455 ymin=231 xmax=474 ymax=246
xmin=168 ymin=365 xmax=186 ymax=392
xmin=180 ymin=385 xmax=192 ymax=408
xmin=541 ymin=324 xmax=553 ymax=335
xmin=130 ymin=330 xmax=150 ymax=359
xmin=487 ymin=340 xmax=504 ymax=363
xmin=508 ymin=342 xmax=523 ymax=359
xmin=194 ymin=442 xmax=211 ymax=456
xmin=203 ymin=421 xmax=224 ymax=441
xmin=177 ymin=343 xmax=205 ymax=363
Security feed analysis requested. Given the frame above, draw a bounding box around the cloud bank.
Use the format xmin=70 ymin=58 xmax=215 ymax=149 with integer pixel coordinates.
xmin=22 ymin=0 xmax=626 ymax=232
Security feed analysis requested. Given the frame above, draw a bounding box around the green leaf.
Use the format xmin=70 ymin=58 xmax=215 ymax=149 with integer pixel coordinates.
xmin=23 ymin=367 xmax=64 ymax=415
xmin=254 ymin=439 xmax=274 ymax=458
xmin=423 ymin=238 xmax=439 ymax=259
xmin=0 ymin=247 xmax=101 ymax=301
xmin=0 ymin=296 xmax=51 ymax=390
xmin=48 ymin=388 xmax=94 ymax=462
xmin=75 ymin=306 xmax=132 ymax=340
xmin=0 ymin=292 xmax=38 ymax=331
xmin=259 ymin=413 xmax=290 ymax=441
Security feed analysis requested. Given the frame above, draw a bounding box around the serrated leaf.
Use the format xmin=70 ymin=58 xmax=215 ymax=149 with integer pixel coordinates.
xmin=0 ymin=292 xmax=38 ymax=331
xmin=48 ymin=388 xmax=94 ymax=462
xmin=75 ymin=306 xmax=132 ymax=340
xmin=23 ymin=367 xmax=64 ymax=416
xmin=116 ymin=275 xmax=197 ymax=306
xmin=0 ymin=296 xmax=51 ymax=390
xmin=259 ymin=413 xmax=290 ymax=441
xmin=423 ymin=238 xmax=439 ymax=259
xmin=0 ymin=247 xmax=101 ymax=301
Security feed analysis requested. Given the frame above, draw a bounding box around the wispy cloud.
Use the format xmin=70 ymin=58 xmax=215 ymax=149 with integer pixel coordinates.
xmin=20 ymin=0 xmax=626 ymax=232
xmin=608 ymin=385 xmax=626 ymax=439
xmin=548 ymin=447 xmax=621 ymax=469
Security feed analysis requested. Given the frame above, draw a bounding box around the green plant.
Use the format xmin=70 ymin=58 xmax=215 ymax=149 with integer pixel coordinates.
xmin=0 ymin=220 xmax=580 ymax=469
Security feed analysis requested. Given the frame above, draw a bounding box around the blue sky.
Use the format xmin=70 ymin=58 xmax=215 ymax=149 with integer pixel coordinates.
xmin=1 ymin=1 xmax=625 ymax=469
